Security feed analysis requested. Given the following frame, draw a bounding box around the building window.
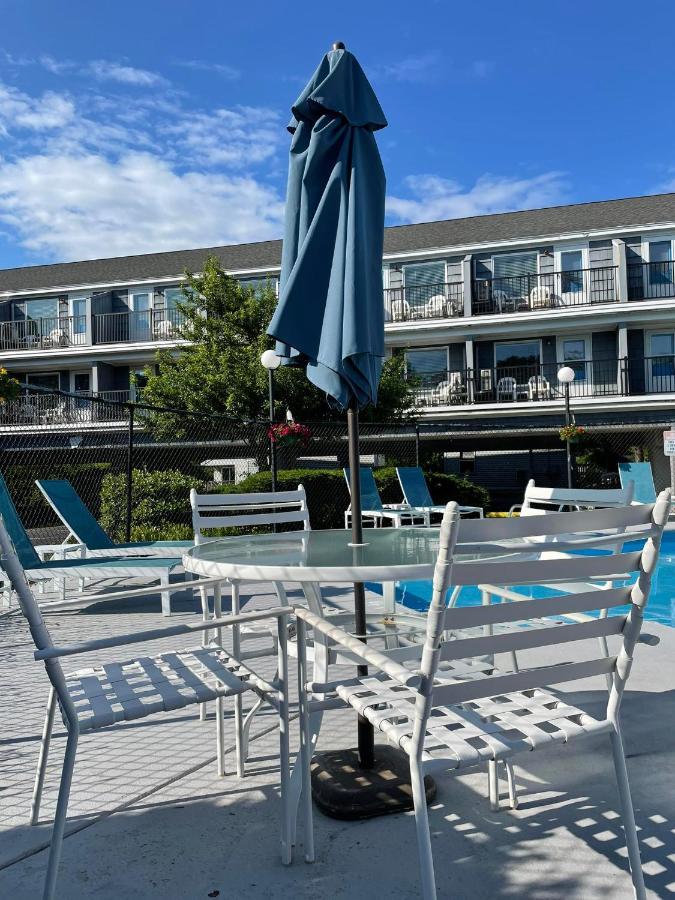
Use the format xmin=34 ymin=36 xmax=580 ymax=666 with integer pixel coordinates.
xmin=648 ymin=241 xmax=673 ymax=285
xmin=649 ymin=333 xmax=675 ymax=377
xmin=164 ymin=287 xmax=184 ymax=309
xmin=560 ymin=250 xmax=584 ymax=294
xmin=561 ymin=337 xmax=587 ymax=381
xmin=404 ymin=347 xmax=448 ymax=380
xmin=492 ymin=252 xmax=538 ymax=299
xmin=239 ymin=276 xmax=277 ymax=296
xmin=25 ymin=372 xmax=59 ymax=392
xmin=494 ymin=340 xmax=540 ymax=372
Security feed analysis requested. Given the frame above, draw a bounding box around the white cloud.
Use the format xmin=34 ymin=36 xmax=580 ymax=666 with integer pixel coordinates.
xmin=371 ymin=53 xmax=442 ymax=84
xmin=177 ymin=60 xmax=240 ymax=80
xmin=470 ymin=59 xmax=495 ymax=79
xmin=88 ymin=60 xmax=168 ymax=87
xmin=386 ymin=172 xmax=569 ymax=224
xmin=0 ymin=151 xmax=284 ymax=260
xmin=0 ymin=84 xmax=75 ymax=132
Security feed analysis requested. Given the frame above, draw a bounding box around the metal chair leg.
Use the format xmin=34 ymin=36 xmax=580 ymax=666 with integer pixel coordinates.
xmin=277 ymin=615 xmax=292 ymax=865
xmin=504 ymin=760 xmax=518 ymax=809
xmin=160 ymin=573 xmax=171 ymax=617
xmin=297 ymin=620 xmax=315 ymax=863
xmin=31 ymin=686 xmax=57 ymax=825
xmin=488 ymin=759 xmax=499 ymax=811
xmin=215 ymin=695 xmax=225 ymax=776
xmin=411 ymin=757 xmax=437 ymax=900
xmin=43 ymin=728 xmax=78 ymax=900
xmin=610 ymin=728 xmax=647 ymax=900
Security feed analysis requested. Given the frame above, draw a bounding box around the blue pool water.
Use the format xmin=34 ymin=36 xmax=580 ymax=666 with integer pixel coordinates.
xmin=367 ymin=532 xmax=675 ymax=628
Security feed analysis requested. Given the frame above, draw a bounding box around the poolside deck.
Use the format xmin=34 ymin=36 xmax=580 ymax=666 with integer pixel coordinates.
xmin=1 ymin=581 xmax=674 ymax=899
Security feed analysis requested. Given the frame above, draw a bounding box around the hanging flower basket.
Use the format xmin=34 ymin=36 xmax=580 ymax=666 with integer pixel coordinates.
xmin=268 ymin=422 xmax=312 ymax=448
xmin=559 ymin=424 xmax=585 ymax=443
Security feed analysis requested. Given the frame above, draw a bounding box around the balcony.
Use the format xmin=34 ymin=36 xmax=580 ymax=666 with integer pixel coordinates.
xmin=472 ymin=266 xmax=617 ymax=316
xmin=0 ymin=315 xmax=87 ymax=351
xmin=0 ymin=390 xmax=131 ymax=427
xmin=384 ymin=281 xmax=464 ymax=322
xmin=408 ymin=359 xmax=626 ymax=408
xmin=627 ymin=260 xmax=675 ymax=301
xmin=93 ymin=307 xmax=186 ymax=344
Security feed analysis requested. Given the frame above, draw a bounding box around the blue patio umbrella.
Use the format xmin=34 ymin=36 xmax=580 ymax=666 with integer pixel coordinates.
xmin=267 ymin=42 xmax=387 ymax=769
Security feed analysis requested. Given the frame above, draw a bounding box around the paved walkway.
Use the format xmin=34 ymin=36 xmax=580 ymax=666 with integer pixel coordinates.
xmin=1 ymin=581 xmax=674 ymax=898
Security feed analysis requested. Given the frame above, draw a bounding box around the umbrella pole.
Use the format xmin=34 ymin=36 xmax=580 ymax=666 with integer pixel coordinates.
xmin=347 ymin=397 xmax=375 ymax=769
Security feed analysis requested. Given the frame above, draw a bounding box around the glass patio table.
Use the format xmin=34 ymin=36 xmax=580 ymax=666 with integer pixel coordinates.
xmin=182 ymin=526 xmax=517 ymax=587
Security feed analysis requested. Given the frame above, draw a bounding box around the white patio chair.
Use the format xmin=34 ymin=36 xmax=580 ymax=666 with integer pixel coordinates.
xmin=493 ymin=289 xmax=516 ymax=313
xmin=191 ymin=486 xmax=309 ymax=748
xmin=390 ymin=298 xmax=411 ymax=321
xmin=496 ymin=376 xmax=517 ymax=402
xmin=530 ymin=284 xmax=552 ymax=309
xmin=296 ymin=493 xmax=671 ymax=899
xmin=527 ymin=374 xmax=551 ymax=400
xmin=425 ymin=294 xmax=447 ymax=318
xmin=509 ymin=479 xmax=634 ymax=517
xmin=0 ymin=519 xmax=294 ymax=899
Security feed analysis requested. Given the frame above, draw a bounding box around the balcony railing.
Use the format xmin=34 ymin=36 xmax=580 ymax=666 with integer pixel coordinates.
xmin=408 ymin=359 xmax=623 ymax=407
xmin=384 ymin=282 xmax=464 ymax=322
xmin=627 ymin=260 xmax=675 ymax=301
xmin=0 ymin=315 xmax=87 ymax=351
xmin=94 ymin=308 xmax=186 ymax=344
xmin=0 ymin=390 xmax=132 ymax=426
xmin=471 ymin=266 xmax=617 ymax=316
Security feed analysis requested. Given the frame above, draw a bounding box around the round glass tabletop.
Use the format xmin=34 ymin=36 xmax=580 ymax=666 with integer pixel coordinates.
xmin=183 ymin=527 xmax=513 ymax=583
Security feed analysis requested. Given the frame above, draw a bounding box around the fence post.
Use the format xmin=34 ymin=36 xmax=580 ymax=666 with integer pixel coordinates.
xmin=414 ymin=423 xmax=420 ymax=468
xmin=125 ymin=403 xmax=135 ymax=542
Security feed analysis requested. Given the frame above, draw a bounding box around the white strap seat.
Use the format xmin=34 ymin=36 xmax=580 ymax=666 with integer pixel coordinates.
xmin=65 ymin=645 xmax=264 ymax=732
xmin=337 ymin=673 xmax=610 ymax=773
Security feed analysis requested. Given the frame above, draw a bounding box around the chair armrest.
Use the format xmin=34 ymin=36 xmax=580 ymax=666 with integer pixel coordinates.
xmin=37 ymin=543 xmax=87 ymax=558
xmin=508 ymin=505 xmax=522 ymax=517
xmin=295 ymin=607 xmax=421 ymax=688
xmin=39 ymin=575 xmax=228 ymax=608
xmin=35 ymin=606 xmax=294 ymax=661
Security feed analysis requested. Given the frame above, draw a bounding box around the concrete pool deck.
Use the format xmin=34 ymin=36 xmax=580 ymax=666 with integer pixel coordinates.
xmin=1 ymin=580 xmax=674 ymax=899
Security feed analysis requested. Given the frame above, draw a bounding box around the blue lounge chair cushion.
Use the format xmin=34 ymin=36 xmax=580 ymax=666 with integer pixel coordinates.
xmin=618 ymin=462 xmax=656 ymax=505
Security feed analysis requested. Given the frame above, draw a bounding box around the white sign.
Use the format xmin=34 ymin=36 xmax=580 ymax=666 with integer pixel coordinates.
xmin=664 ymin=431 xmax=675 ymax=456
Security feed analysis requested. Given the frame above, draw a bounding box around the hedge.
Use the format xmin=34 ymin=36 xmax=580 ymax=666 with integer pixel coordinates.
xmin=99 ymin=465 xmax=491 ymax=541
xmin=221 ymin=469 xmax=348 ymax=530
xmin=100 ymin=469 xmax=204 ymax=542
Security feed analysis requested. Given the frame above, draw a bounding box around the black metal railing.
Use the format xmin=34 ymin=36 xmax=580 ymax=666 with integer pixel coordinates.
xmin=471 ymin=266 xmax=617 ymax=316
xmin=627 ymin=260 xmax=675 ymax=301
xmin=0 ymin=390 xmax=133 ymax=426
xmin=93 ymin=307 xmax=186 ymax=344
xmin=0 ymin=315 xmax=88 ymax=351
xmin=407 ymin=359 xmax=623 ymax=407
xmin=384 ymin=281 xmax=464 ymax=322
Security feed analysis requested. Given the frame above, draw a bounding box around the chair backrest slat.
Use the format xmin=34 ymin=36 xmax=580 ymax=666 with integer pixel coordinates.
xmin=190 ymin=485 xmax=309 ymax=544
xmin=441 ymin=583 xmax=632 ymax=631
xmin=0 ymin=474 xmax=42 ymax=568
xmin=36 ymin=479 xmax=114 ymax=550
xmin=458 ymin=500 xmax=649 ymax=542
xmin=343 ymin=467 xmax=384 ymax=512
xmin=439 ymin=614 xmax=624 ymax=662
xmin=452 ymin=550 xmax=643 ymax=587
xmin=432 ymin=657 xmax=616 ymax=708
xmin=397 ymin=467 xmax=434 ymax=508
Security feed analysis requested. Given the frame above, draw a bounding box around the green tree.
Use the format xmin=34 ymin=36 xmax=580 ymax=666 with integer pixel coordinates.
xmin=139 ymin=257 xmax=418 ymax=433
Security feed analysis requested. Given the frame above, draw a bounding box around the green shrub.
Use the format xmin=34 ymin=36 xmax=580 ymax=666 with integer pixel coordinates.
xmin=101 ymin=469 xmax=204 ymax=542
xmin=373 ymin=466 xmax=489 ymax=511
xmin=221 ymin=468 xmax=349 ymax=530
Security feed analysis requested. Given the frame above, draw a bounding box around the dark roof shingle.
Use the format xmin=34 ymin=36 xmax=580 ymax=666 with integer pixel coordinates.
xmin=2 ymin=192 xmax=675 ymax=294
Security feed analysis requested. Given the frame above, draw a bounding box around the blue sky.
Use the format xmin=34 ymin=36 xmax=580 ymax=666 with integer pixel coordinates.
xmin=0 ymin=0 xmax=674 ymax=269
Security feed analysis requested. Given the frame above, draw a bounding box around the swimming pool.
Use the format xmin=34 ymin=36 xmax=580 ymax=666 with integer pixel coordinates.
xmin=368 ymin=531 xmax=675 ymax=628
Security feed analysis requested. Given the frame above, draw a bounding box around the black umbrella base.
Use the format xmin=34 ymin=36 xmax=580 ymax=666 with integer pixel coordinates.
xmin=310 ymin=745 xmax=436 ymax=820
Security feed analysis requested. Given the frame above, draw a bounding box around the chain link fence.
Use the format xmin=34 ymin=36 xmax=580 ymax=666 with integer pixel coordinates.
xmin=0 ymin=386 xmax=671 ymax=542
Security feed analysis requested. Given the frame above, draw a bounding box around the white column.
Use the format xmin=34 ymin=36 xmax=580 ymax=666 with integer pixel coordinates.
xmin=465 ymin=339 xmax=475 ymax=403
xmin=84 ymin=296 xmax=93 ymax=346
xmin=462 ymin=255 xmax=472 ymax=318
xmin=613 ymin=239 xmax=628 ymax=302
xmin=617 ymin=323 xmax=628 ymax=394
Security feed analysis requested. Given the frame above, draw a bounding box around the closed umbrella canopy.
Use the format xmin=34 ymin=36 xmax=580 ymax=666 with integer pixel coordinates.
xmin=267 ymin=46 xmax=387 ymax=409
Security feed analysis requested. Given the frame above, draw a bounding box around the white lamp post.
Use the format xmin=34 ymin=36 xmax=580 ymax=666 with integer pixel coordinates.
xmin=557 ymin=365 xmax=576 ymax=488
xmin=261 ymin=350 xmax=282 ymax=492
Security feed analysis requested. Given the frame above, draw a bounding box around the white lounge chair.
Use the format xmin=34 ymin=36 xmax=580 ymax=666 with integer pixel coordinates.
xmin=296 ymin=492 xmax=671 ymax=899
xmin=527 ymin=374 xmax=551 ymax=400
xmin=496 ymin=375 xmax=517 ymax=401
